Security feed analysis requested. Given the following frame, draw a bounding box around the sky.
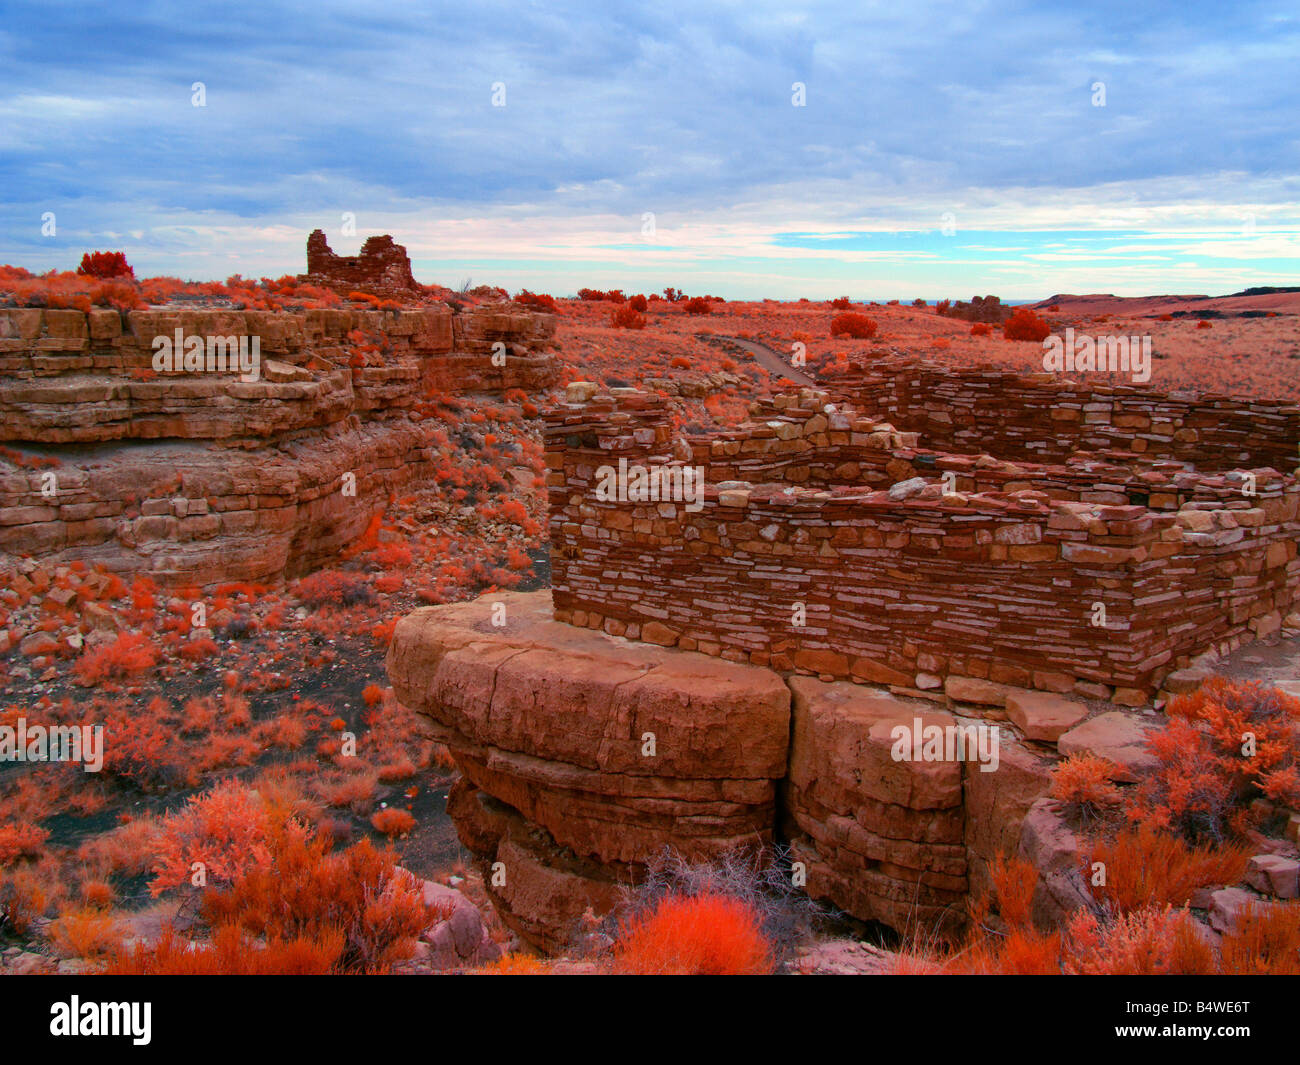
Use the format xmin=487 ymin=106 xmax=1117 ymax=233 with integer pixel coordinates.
xmin=1 ymin=0 xmax=1298 ymax=300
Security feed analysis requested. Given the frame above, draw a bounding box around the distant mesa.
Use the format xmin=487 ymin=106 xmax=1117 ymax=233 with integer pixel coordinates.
xmin=300 ymin=228 xmax=420 ymax=297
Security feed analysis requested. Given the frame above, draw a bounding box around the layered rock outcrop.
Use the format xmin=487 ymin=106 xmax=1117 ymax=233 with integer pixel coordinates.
xmin=387 ymin=589 xmax=1064 ymax=951
xmin=0 ymin=303 xmax=556 ymax=584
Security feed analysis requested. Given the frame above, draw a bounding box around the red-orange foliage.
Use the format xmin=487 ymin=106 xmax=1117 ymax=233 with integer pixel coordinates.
xmin=612 ymin=891 xmax=775 ymax=975
xmin=683 ymin=297 xmax=712 ymax=315
xmin=295 ymin=569 xmax=376 ymax=608
xmin=830 ymin=312 xmax=878 ymax=339
xmin=970 ymin=322 xmax=992 ymax=336
xmin=829 ymin=297 xmax=853 ymax=309
xmin=107 ymin=924 xmax=343 ymax=975
xmin=989 ymin=854 xmax=1037 ymax=929
xmin=1218 ymin=903 xmax=1300 ymax=974
xmin=1086 ymin=824 xmax=1250 ymax=912
xmin=150 ymin=781 xmax=279 ymax=895
xmin=202 ymin=834 xmax=433 ymax=973
xmin=610 ymin=304 xmax=647 ymax=329
xmin=513 ymin=290 xmax=558 ymax=312
xmin=1049 ymin=754 xmax=1123 ymax=817
xmin=0 ymin=823 xmax=49 ymax=866
xmin=627 ymin=293 xmax=648 ymax=312
xmin=1196 ymin=319 xmax=1213 ymax=329
xmin=370 ymin=808 xmax=416 ymax=837
xmin=1064 ymin=906 xmax=1215 ymax=975
xmin=77 ymin=251 xmax=134 ymax=280
xmin=1131 ymin=677 xmax=1300 ymax=841
xmin=73 ymin=631 xmax=157 ymax=685
xmin=1003 ymin=307 xmax=1051 ymax=342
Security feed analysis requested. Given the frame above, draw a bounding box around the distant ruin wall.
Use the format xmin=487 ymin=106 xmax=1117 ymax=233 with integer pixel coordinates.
xmin=544 ymin=389 xmax=1300 ymax=702
xmin=302 ymin=229 xmax=419 ymax=296
xmin=828 ymin=358 xmax=1300 ymax=472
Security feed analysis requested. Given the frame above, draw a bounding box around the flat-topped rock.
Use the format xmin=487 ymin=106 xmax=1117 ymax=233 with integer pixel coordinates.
xmin=1005 ymin=691 xmax=1090 ymax=742
xmin=1057 ymin=710 xmax=1159 ymax=781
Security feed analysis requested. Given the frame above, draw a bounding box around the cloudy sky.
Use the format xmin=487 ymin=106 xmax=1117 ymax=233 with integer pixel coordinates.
xmin=2 ymin=0 xmax=1297 ymax=298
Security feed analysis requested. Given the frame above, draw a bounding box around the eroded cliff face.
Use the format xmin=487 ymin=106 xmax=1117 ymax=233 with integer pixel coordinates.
xmin=0 ymin=303 xmax=556 ymax=585
xmin=387 ymin=589 xmax=1072 ymax=951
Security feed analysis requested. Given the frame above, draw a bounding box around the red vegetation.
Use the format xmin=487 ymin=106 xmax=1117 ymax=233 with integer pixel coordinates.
xmin=683 ymin=297 xmax=712 ymax=315
xmin=370 ymin=808 xmax=416 ymax=837
xmin=612 ymin=892 xmax=774 ymax=975
xmin=970 ymin=322 xmax=992 ymax=337
xmin=1049 ymin=754 xmax=1123 ymax=818
xmin=513 ymin=290 xmax=558 ymax=312
xmin=1196 ymin=319 xmax=1213 ymax=329
xmin=0 ymin=823 xmax=49 ymax=866
xmin=77 ymin=251 xmax=134 ymax=280
xmin=610 ymin=304 xmax=647 ymax=329
xmin=830 ymin=312 xmax=878 ymax=339
xmin=628 ymin=294 xmax=648 ymax=312
xmin=1130 ymin=678 xmax=1300 ymax=841
xmin=73 ymin=631 xmax=158 ymax=685
xmin=1002 ymin=306 xmax=1051 ymax=342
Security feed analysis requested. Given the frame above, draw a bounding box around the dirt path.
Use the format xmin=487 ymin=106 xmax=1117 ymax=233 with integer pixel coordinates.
xmin=706 ymin=334 xmax=820 ymax=387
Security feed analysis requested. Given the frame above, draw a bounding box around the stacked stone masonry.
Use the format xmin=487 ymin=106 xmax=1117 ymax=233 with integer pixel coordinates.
xmin=544 ymin=377 xmax=1300 ymax=703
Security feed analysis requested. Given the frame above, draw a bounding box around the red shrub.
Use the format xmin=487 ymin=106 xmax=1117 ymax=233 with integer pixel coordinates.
xmin=610 ymin=305 xmax=647 ymax=329
xmin=73 ymin=631 xmax=157 ymax=685
xmin=970 ymin=322 xmax=991 ymax=336
xmin=0 ymin=823 xmax=49 ymax=866
xmin=77 ymin=251 xmax=134 ymax=280
xmin=829 ymin=297 xmax=853 ymax=309
xmin=1003 ymin=307 xmax=1051 ymax=342
xmin=370 ymin=808 xmax=416 ymax=837
xmin=683 ymin=297 xmax=712 ymax=315
xmin=628 ymin=293 xmax=648 ymax=312
xmin=1130 ymin=678 xmax=1300 ymax=841
xmin=612 ymin=892 xmax=774 ymax=975
xmin=514 ymin=290 xmax=558 ymax=312
xmin=830 ymin=312 xmax=878 ymax=339
xmin=1196 ymin=319 xmax=1213 ymax=329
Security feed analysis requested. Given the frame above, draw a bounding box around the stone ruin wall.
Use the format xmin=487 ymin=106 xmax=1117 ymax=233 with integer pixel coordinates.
xmin=0 ymin=303 xmax=557 ymax=585
xmin=829 ymin=357 xmax=1300 ymax=472
xmin=301 ymin=229 xmax=420 ymax=296
xmin=544 ymin=382 xmax=1300 ymax=704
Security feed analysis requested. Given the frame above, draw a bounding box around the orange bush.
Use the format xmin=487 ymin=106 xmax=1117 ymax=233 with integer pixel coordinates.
xmin=683 ymin=297 xmax=712 ymax=315
xmin=1086 ymin=824 xmax=1250 ymax=912
xmin=1131 ymin=677 xmax=1300 ymax=841
xmin=989 ymin=854 xmax=1037 ymax=929
xmin=73 ymin=631 xmax=157 ymax=685
xmin=150 ymin=781 xmax=279 ymax=895
xmin=1049 ymin=754 xmax=1123 ymax=817
xmin=830 ymin=312 xmax=878 ymax=339
xmin=1218 ymin=902 xmax=1300 ymax=974
xmin=1196 ymin=319 xmax=1213 ymax=329
xmin=77 ymin=251 xmax=134 ymax=279
xmin=107 ymin=924 xmax=343 ymax=975
xmin=610 ymin=304 xmax=647 ymax=329
xmin=628 ymin=294 xmax=648 ymax=312
xmin=202 ymin=834 xmax=433 ymax=973
xmin=1064 ymin=906 xmax=1215 ymax=975
xmin=970 ymin=322 xmax=991 ymax=336
xmin=612 ymin=891 xmax=774 ymax=975
xmin=0 ymin=823 xmax=49 ymax=866
xmin=370 ymin=808 xmax=416 ymax=837
xmin=1003 ymin=307 xmax=1051 ymax=342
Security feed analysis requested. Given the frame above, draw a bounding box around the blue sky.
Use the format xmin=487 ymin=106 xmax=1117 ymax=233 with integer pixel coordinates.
xmin=1 ymin=0 xmax=1297 ymax=299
